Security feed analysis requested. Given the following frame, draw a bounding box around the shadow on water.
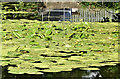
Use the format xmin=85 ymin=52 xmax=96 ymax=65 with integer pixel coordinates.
xmin=1 ymin=64 xmax=120 ymax=79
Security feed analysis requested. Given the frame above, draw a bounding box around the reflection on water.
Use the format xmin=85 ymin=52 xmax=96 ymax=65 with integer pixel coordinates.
xmin=1 ymin=64 xmax=120 ymax=79
xmin=82 ymin=71 xmax=102 ymax=78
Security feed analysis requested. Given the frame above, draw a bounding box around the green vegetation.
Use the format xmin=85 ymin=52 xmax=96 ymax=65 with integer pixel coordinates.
xmin=2 ymin=2 xmax=44 ymax=20
xmin=80 ymin=2 xmax=120 ymax=9
xmin=80 ymin=2 xmax=120 ymax=14
xmin=1 ymin=19 xmax=119 ymax=74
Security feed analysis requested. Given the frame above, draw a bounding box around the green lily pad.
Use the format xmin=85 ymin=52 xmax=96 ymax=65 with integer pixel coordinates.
xmin=7 ymin=51 xmax=22 ymax=57
xmin=99 ymin=63 xmax=117 ymax=66
xmin=8 ymin=67 xmax=40 ymax=74
xmin=80 ymin=67 xmax=100 ymax=70
xmin=41 ymin=65 xmax=72 ymax=72
xmin=26 ymin=72 xmax=43 ymax=74
xmin=110 ymin=62 xmax=120 ymax=64
xmin=32 ymin=63 xmax=49 ymax=68
xmin=0 ymin=57 xmax=14 ymax=61
xmin=0 ymin=62 xmax=9 ymax=66
xmin=9 ymin=58 xmax=24 ymax=65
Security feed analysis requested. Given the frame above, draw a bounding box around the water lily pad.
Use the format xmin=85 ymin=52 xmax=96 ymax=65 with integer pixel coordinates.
xmin=32 ymin=63 xmax=49 ymax=68
xmin=0 ymin=58 xmax=14 ymax=61
xmin=41 ymin=65 xmax=72 ymax=72
xmin=68 ymin=56 xmax=90 ymax=61
xmin=41 ymin=69 xmax=62 ymax=72
xmin=110 ymin=62 xmax=120 ymax=64
xmin=7 ymin=51 xmax=22 ymax=57
xmin=8 ymin=67 xmax=40 ymax=74
xmin=80 ymin=67 xmax=100 ymax=70
xmin=0 ymin=62 xmax=9 ymax=66
xmin=41 ymin=52 xmax=71 ymax=57
xmin=9 ymin=59 xmax=24 ymax=65
xmin=26 ymin=72 xmax=43 ymax=74
xmin=99 ymin=63 xmax=117 ymax=66
xmin=44 ymin=57 xmax=61 ymax=61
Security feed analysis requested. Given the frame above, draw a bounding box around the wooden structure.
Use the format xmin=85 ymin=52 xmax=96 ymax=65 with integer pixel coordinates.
xmin=41 ymin=2 xmax=115 ymax=22
xmin=43 ymin=2 xmax=80 ymax=15
xmin=44 ymin=2 xmax=81 ymax=9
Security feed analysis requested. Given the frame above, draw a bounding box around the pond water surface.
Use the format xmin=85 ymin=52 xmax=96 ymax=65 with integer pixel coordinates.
xmin=1 ymin=64 xmax=120 ymax=79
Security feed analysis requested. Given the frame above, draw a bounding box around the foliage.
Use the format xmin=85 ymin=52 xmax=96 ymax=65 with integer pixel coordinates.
xmin=80 ymin=2 xmax=120 ymax=12
xmin=2 ymin=2 xmax=45 ymax=20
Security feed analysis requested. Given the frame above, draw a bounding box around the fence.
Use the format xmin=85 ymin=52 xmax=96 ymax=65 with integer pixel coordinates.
xmin=40 ymin=8 xmax=115 ymax=22
xmin=72 ymin=8 xmax=115 ymax=22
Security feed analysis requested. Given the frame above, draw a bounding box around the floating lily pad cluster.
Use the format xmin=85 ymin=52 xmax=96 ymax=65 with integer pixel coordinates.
xmin=1 ymin=19 xmax=119 ymax=74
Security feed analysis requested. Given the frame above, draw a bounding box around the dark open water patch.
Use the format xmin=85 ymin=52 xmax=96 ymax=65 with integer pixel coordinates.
xmin=1 ymin=64 xmax=120 ymax=79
